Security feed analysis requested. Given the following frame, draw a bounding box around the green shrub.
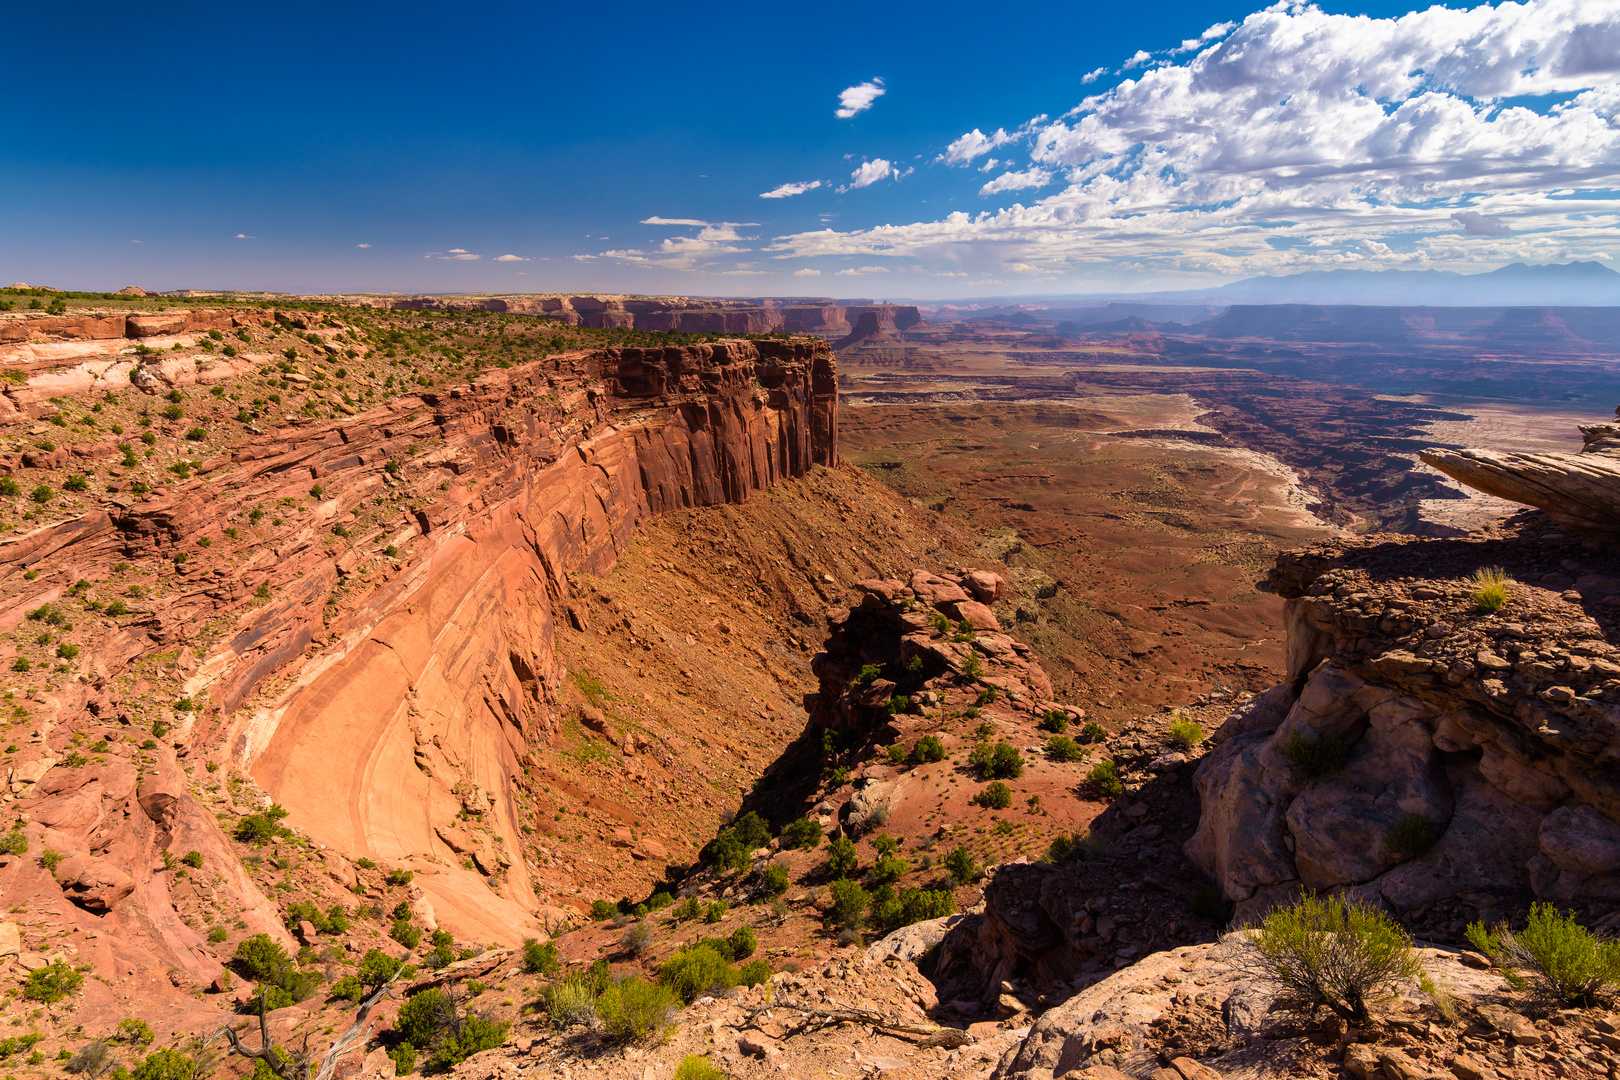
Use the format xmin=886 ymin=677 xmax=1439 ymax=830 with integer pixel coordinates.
xmin=705 ymin=900 xmax=728 ymax=923
xmin=117 ymin=1019 xmax=154 ymax=1046
xmin=827 ymin=837 xmax=858 ymax=878
xmin=1045 ymin=829 xmax=1108 ymax=864
xmin=911 ymin=735 xmax=945 ymax=763
xmin=620 ymin=920 xmax=653 ymax=956
xmin=427 ymin=1014 xmax=507 ymax=1072
xmin=542 ymin=976 xmax=598 ymax=1030
xmin=1167 ymin=719 xmax=1205 ymax=750
xmin=1038 ymin=710 xmax=1068 ymax=733
xmin=234 ymin=814 xmax=280 ymax=845
xmin=729 ymin=926 xmax=757 ymax=958
xmin=1047 ymin=735 xmax=1084 ymax=762
xmin=968 ymin=741 xmax=1023 ymax=780
xmin=869 ymin=886 xmax=955 ymax=934
xmin=675 ymin=1055 xmax=725 ymax=1080
xmin=944 ymin=846 xmax=979 ymax=885
xmin=1384 ymin=813 xmax=1443 ymax=861
xmin=396 ymin=988 xmax=452 ymax=1049
xmin=1078 ymin=722 xmax=1106 ymax=743
xmin=828 ymin=878 xmax=869 ymax=929
xmin=522 ymin=938 xmax=560 ymax=975
xmin=391 ymin=920 xmax=422 ymax=949
xmin=871 ymin=855 xmax=910 ymax=884
xmin=24 ymin=961 xmax=83 ymax=1003
xmin=31 ymin=485 xmax=53 ymax=504
xmin=590 ymin=899 xmax=616 ymax=920
xmin=1249 ymin=893 xmax=1421 ymax=1025
xmin=1278 ymin=732 xmax=1349 ymax=777
xmin=388 ymin=1043 xmax=417 ymax=1076
xmin=1088 ymin=760 xmax=1124 ymax=798
xmin=1467 ymin=904 xmax=1620 ymax=1004
xmin=885 ymin=744 xmax=906 ymax=765
xmin=780 ymin=818 xmax=822 ymax=851
xmin=208 ymin=925 xmax=228 ymax=943
xmin=738 ymin=958 xmax=772 ymax=987
xmin=1471 ymin=566 xmax=1512 ymax=613
xmin=658 ymin=944 xmax=738 ymax=1002
xmin=973 ymin=782 xmax=1012 ymax=809
xmin=132 ymin=1048 xmax=193 ymax=1080
xmin=760 ymin=863 xmax=790 ymax=896
xmin=358 ymin=949 xmax=404 ymax=991
xmin=40 ymin=848 xmax=63 ymax=873
xmin=232 ymin=935 xmax=319 ymax=1005
xmin=181 ymin=850 xmax=203 ymax=868
xmin=597 ymin=976 xmax=679 ymax=1043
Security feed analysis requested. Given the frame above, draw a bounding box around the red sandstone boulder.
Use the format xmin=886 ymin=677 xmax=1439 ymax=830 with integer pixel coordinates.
xmin=965 ymin=570 xmax=1004 ymax=602
xmin=56 ymin=856 xmax=136 ymax=914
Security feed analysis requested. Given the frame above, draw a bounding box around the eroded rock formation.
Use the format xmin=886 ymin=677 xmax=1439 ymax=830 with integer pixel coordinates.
xmin=1421 ymin=406 xmax=1620 ymax=541
xmin=1186 ymin=513 xmax=1620 ymax=924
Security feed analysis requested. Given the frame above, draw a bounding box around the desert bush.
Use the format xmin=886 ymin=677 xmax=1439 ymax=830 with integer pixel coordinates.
xmin=1278 ymin=732 xmax=1349 ymax=777
xmin=1247 ymin=893 xmax=1420 ymax=1025
xmin=391 ymin=920 xmax=422 ymax=950
xmin=24 ymin=961 xmax=83 ymax=1003
xmin=827 ymin=837 xmax=858 ymax=878
xmin=968 ymin=740 xmax=1023 ymax=780
xmin=522 ymin=938 xmax=559 ymax=975
xmin=674 ymin=1055 xmax=724 ymax=1080
xmin=1471 ymin=566 xmax=1512 ymax=612
xmin=66 ymin=1040 xmax=112 ymax=1076
xmin=385 ymin=869 xmax=414 ymax=887
xmin=132 ymin=1048 xmax=192 ymax=1080
xmin=542 ymin=977 xmax=598 ymax=1030
xmin=1384 ymin=813 xmax=1443 ymax=861
xmin=780 ymin=818 xmax=822 ymax=851
xmin=760 ymin=863 xmax=790 ymax=896
xmin=973 ymin=782 xmax=1012 ymax=809
xmin=590 ymin=899 xmax=616 ymax=920
xmin=738 ymin=958 xmax=772 ymax=987
xmin=1045 ymin=828 xmax=1108 ymax=864
xmin=1038 ymin=710 xmax=1068 ymax=733
xmin=1167 ymin=719 xmax=1205 ymax=750
xmin=944 ymin=845 xmax=979 ymax=885
xmin=870 ymin=855 xmax=909 ymax=884
xmin=620 ymin=920 xmax=653 ymax=956
xmin=116 ymin=1019 xmax=154 ymax=1046
xmin=1467 ymin=904 xmax=1620 ymax=1004
xmin=1078 ymin=721 xmax=1106 ymax=743
xmin=598 ymin=977 xmax=678 ymax=1044
xmin=181 ymin=850 xmax=203 ymax=869
xmin=1087 ymin=760 xmax=1124 ymax=798
xmin=659 ymin=944 xmax=738 ymax=1002
xmin=728 ymin=926 xmax=757 ymax=959
xmin=1047 ymin=735 xmax=1084 ymax=762
xmin=828 ymin=878 xmax=869 ymax=929
xmin=912 ymin=734 xmax=945 ymax=763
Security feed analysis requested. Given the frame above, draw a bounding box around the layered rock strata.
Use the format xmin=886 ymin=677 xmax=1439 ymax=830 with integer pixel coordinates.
xmin=1187 ymin=512 xmax=1620 ymax=924
xmin=2 ymin=338 xmax=836 ymax=969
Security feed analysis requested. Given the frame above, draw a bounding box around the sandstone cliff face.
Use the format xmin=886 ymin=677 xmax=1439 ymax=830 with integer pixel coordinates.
xmin=1186 ymin=513 xmax=1620 ymax=925
xmin=2 ymin=337 xmax=836 ymax=965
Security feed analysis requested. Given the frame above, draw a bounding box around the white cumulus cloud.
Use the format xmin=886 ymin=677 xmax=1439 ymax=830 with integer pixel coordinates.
xmin=494 ymin=254 xmax=530 ymax=261
xmin=792 ymin=268 xmax=822 ymax=276
xmin=836 ymin=265 xmax=891 ymax=276
xmin=770 ymin=0 xmax=1620 ymax=280
xmin=1080 ymin=67 xmax=1109 ymax=85
xmin=356 ymin=243 xmax=371 ymax=248
xmin=979 ymin=168 xmax=1054 ymax=197
xmin=844 ymin=159 xmax=894 ymax=190
xmin=760 ymin=180 xmax=823 ymax=199
xmin=836 ymin=78 xmax=886 ymax=119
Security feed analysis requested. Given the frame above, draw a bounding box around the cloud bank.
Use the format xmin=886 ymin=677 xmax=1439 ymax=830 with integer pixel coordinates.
xmin=774 ymin=0 xmax=1620 ymax=279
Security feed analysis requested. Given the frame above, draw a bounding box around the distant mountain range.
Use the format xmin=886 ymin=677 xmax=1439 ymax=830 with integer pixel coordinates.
xmin=915 ymin=262 xmax=1620 ymax=321
xmin=1186 ymin=261 xmax=1620 ymax=307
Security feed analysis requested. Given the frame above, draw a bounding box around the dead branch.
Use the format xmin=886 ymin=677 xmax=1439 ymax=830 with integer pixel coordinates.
xmin=221 ymin=971 xmax=404 ymax=1080
xmin=742 ymin=1001 xmax=973 ymax=1048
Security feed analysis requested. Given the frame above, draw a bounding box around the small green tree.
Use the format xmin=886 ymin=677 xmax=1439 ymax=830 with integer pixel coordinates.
xmin=972 ymin=782 xmax=1012 ymax=809
xmin=24 ymin=962 xmax=84 ymax=1003
xmin=780 ymin=818 xmax=822 ymax=851
xmin=944 ymin=846 xmax=979 ymax=885
xmin=828 ymin=879 xmax=869 ymax=930
xmin=521 ymin=938 xmax=559 ymax=975
xmin=826 ymin=837 xmax=858 ymax=878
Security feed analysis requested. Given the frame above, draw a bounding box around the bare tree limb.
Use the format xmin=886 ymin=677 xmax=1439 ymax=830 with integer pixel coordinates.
xmin=221 ymin=972 xmax=403 ymax=1080
xmin=740 ymin=1001 xmax=974 ymax=1048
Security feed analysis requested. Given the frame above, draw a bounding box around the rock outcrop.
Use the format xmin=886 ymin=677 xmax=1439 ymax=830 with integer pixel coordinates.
xmin=1421 ymin=405 xmax=1620 ymax=542
xmin=1185 ymin=511 xmax=1620 ymax=927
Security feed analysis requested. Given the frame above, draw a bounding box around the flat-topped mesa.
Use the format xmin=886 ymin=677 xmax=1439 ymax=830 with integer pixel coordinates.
xmin=1420 ymin=404 xmax=1620 ymax=542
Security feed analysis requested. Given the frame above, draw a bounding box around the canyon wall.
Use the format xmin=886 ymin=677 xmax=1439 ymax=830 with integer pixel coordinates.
xmin=3 ymin=334 xmax=837 ymax=961
xmin=371 ymin=295 xmax=921 ymax=338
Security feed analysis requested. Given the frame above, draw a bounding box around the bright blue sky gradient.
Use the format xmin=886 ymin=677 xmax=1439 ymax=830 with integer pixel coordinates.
xmin=3 ymin=0 xmax=1614 ymax=296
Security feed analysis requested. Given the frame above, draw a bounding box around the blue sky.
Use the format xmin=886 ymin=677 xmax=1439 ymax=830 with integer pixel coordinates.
xmin=3 ymin=0 xmax=1617 ymax=298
